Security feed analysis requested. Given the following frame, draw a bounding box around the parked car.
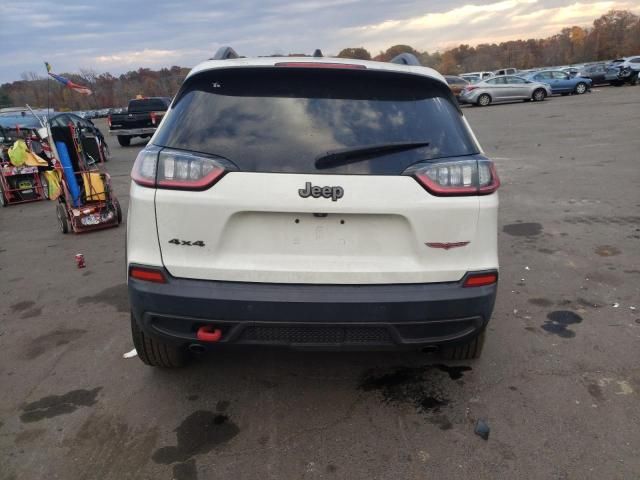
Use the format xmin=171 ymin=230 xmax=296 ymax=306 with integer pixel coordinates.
xmin=126 ymin=51 xmax=500 ymax=367
xmin=444 ymin=75 xmax=469 ymax=98
xmin=609 ymin=56 xmax=640 ymax=70
xmin=604 ymin=57 xmax=640 ymax=86
xmin=494 ymin=68 xmax=518 ymax=76
xmin=523 ymin=70 xmax=592 ymax=95
xmin=561 ymin=67 xmax=581 ymax=77
xmin=109 ymin=97 xmax=171 ymax=146
xmin=579 ymin=63 xmax=609 ymax=85
xmin=459 ymin=75 xmax=552 ymax=106
xmin=461 ymin=74 xmax=480 ymax=83
xmin=461 ymin=71 xmax=493 ymax=83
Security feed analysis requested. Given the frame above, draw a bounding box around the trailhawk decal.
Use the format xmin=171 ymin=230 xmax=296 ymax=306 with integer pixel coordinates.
xmin=425 ymin=241 xmax=470 ymax=250
xmin=298 ymin=182 xmax=344 ymax=201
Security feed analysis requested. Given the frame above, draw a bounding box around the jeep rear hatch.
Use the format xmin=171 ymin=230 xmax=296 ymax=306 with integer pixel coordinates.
xmin=149 ymin=67 xmax=495 ymax=284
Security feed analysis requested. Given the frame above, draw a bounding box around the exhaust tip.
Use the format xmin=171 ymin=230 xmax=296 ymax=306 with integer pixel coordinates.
xmin=188 ymin=343 xmax=206 ymax=354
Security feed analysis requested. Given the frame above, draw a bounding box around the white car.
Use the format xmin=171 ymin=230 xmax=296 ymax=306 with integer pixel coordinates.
xmin=461 ymin=71 xmax=494 ymax=83
xmin=126 ymin=48 xmax=500 ymax=367
xmin=494 ymin=68 xmax=518 ymax=76
xmin=610 ymin=56 xmax=640 ymax=70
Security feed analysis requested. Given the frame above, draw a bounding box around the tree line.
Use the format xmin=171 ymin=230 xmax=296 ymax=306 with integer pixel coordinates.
xmin=1 ymin=9 xmax=638 ymax=110
xmin=341 ymin=10 xmax=640 ymax=73
xmin=0 ymin=66 xmax=190 ymax=111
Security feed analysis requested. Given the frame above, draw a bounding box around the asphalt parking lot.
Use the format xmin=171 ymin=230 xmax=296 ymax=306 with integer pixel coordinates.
xmin=1 ymin=85 xmax=639 ymax=480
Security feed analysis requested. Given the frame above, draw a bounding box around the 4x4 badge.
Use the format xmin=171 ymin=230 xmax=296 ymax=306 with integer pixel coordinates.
xmin=298 ymin=182 xmax=344 ymax=202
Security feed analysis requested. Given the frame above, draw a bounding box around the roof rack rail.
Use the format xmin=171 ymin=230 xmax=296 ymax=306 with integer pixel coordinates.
xmin=389 ymin=53 xmax=421 ymax=66
xmin=210 ymin=46 xmax=240 ymax=60
xmin=313 ymin=49 xmax=323 ymax=58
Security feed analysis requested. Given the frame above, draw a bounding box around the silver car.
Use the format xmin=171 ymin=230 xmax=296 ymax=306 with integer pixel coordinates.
xmin=459 ymin=75 xmax=552 ymax=106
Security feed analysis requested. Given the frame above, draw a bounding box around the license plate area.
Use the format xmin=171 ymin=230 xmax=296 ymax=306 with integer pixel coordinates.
xmin=219 ymin=211 xmax=412 ymax=257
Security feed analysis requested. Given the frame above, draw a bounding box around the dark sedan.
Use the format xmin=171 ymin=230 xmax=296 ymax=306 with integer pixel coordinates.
xmin=579 ymin=63 xmax=609 ymax=85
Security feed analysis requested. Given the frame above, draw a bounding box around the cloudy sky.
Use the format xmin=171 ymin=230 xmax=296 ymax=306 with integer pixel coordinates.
xmin=1 ymin=0 xmax=638 ymax=83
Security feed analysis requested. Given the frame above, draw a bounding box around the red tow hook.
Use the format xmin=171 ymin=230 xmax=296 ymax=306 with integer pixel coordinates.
xmin=196 ymin=326 xmax=222 ymax=343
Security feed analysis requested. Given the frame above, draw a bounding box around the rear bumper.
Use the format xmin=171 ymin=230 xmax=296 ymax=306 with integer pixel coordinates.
xmin=458 ymin=94 xmax=475 ymax=104
xmin=129 ymin=268 xmax=497 ymax=350
xmin=109 ymin=128 xmax=156 ymax=136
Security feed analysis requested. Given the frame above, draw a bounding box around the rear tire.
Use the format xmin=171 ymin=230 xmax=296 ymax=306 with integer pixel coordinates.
xmin=532 ymin=88 xmax=546 ymax=102
xmin=439 ymin=331 xmax=485 ymax=360
xmin=101 ymin=143 xmax=110 ymax=162
xmin=131 ymin=314 xmax=188 ymax=368
xmin=477 ymin=94 xmax=491 ymax=106
xmin=574 ymin=82 xmax=587 ymax=94
xmin=56 ymin=203 xmax=69 ymax=233
xmin=117 ymin=135 xmax=131 ymax=147
xmin=113 ymin=198 xmax=122 ymax=224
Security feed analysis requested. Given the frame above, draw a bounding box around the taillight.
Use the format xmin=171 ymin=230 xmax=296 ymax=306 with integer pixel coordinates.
xmin=129 ymin=266 xmax=166 ymax=283
xmin=406 ymin=158 xmax=500 ymax=196
xmin=150 ymin=112 xmax=157 ymax=125
xmin=463 ymin=272 xmax=498 ymax=287
xmin=107 ymin=114 xmax=111 ymax=127
xmin=131 ymin=148 xmax=159 ymax=187
xmin=131 ymin=147 xmax=227 ymax=190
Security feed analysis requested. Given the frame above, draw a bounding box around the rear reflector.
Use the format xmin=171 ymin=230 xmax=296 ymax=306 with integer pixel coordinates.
xmin=463 ymin=272 xmax=498 ymax=287
xmin=129 ymin=267 xmax=166 ymax=283
xmin=275 ymin=62 xmax=366 ymax=69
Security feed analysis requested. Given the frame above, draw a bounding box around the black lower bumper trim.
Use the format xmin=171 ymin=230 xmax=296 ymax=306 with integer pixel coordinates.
xmin=129 ymin=268 xmax=497 ymax=349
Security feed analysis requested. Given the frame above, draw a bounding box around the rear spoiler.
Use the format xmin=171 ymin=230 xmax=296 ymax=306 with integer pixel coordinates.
xmin=209 ymin=46 xmax=422 ymax=67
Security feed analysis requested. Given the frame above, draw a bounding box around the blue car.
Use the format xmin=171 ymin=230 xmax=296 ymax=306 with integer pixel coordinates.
xmin=523 ymin=70 xmax=592 ymax=95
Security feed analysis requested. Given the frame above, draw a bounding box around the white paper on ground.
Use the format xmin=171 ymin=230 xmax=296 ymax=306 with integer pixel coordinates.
xmin=123 ymin=348 xmax=138 ymax=359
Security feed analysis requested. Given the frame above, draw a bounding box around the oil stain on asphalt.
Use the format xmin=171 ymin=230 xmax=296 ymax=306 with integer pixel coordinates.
xmin=76 ymin=284 xmax=129 ymax=312
xmin=19 ymin=307 xmax=43 ymax=319
xmin=23 ymin=328 xmax=87 ymax=360
xmin=542 ymin=311 xmax=583 ymax=338
xmin=152 ymin=409 xmax=239 ymax=466
xmin=433 ymin=364 xmax=472 ymax=380
xmin=529 ymin=298 xmax=554 ymax=307
xmin=359 ymin=364 xmax=471 ymax=417
xmin=10 ymin=300 xmax=35 ymax=312
xmin=20 ymin=387 xmax=102 ymax=423
xmin=502 ymin=222 xmax=543 ymax=236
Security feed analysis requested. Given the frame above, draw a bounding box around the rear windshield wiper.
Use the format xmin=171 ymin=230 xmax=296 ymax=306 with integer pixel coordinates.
xmin=315 ymin=141 xmax=430 ymax=170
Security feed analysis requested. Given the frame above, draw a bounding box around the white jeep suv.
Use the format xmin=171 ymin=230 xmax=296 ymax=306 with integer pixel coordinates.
xmin=127 ymin=49 xmax=500 ymax=367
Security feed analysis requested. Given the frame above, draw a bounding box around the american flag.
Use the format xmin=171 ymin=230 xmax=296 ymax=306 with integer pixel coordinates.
xmin=44 ymin=62 xmax=93 ymax=95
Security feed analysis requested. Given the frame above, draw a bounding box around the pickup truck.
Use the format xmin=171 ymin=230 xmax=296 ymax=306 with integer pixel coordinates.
xmin=108 ymin=97 xmax=171 ymax=146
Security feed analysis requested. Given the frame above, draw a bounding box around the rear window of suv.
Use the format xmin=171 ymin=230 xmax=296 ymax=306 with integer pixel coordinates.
xmin=153 ymin=67 xmax=479 ymax=174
